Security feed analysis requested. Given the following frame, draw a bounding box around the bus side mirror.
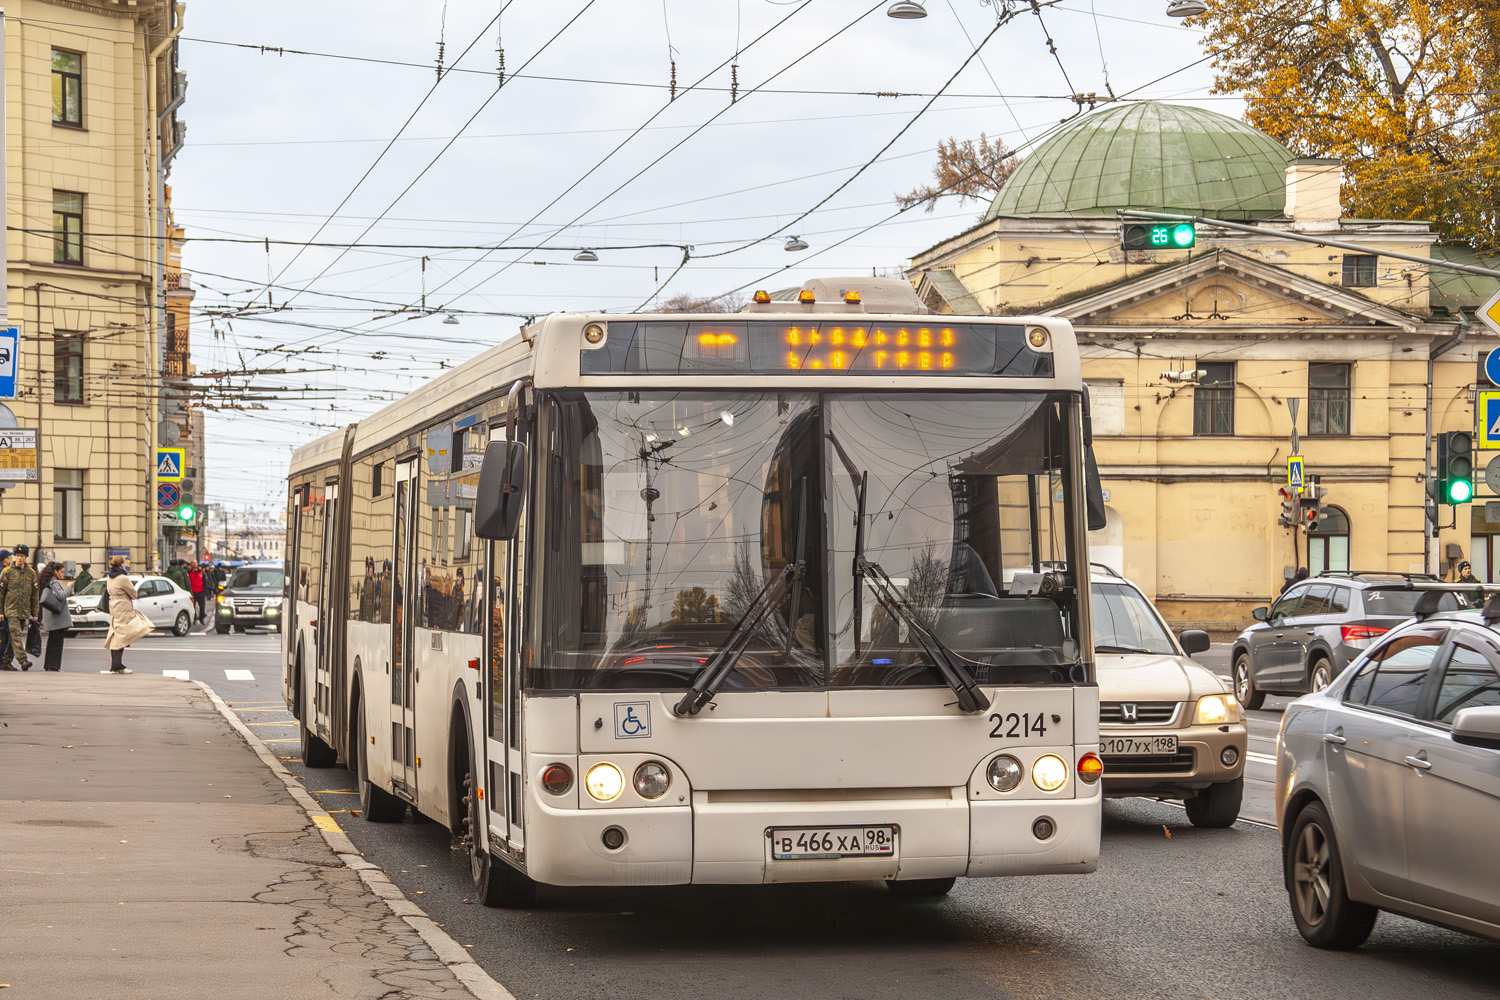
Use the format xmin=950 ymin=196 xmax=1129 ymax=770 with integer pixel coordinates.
xmin=1080 ymin=385 xmax=1107 ymax=532
xmin=475 ymin=440 xmax=528 ymax=540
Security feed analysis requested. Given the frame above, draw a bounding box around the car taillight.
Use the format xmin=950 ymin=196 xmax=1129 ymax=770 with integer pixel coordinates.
xmin=1341 ymin=625 xmax=1388 ymax=643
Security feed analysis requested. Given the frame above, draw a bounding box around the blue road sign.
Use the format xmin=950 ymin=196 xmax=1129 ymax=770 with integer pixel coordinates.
xmin=1486 ymin=347 xmax=1500 ymax=386
xmin=1480 ymin=391 xmax=1500 ymax=450
xmin=0 ymin=327 xmax=17 ymax=401
xmin=156 ymin=448 xmax=185 ymax=481
xmin=1288 ymin=455 xmax=1305 ymax=492
xmin=157 ymin=482 xmax=180 ymax=508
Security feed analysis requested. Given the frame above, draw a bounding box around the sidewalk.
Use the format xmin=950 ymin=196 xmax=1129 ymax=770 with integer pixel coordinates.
xmin=0 ymin=673 xmax=508 ymax=1000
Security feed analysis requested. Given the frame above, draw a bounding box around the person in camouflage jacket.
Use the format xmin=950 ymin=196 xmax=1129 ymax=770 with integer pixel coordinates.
xmin=0 ymin=543 xmax=39 ymax=670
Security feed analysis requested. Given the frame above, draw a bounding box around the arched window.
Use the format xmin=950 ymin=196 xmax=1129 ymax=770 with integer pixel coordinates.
xmin=1308 ymin=505 xmax=1350 ymax=575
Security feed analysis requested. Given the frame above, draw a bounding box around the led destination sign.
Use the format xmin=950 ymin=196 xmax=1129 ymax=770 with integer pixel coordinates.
xmin=581 ymin=320 xmax=1053 ymax=378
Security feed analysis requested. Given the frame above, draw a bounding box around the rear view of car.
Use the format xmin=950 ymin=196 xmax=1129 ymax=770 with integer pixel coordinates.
xmin=215 ymin=562 xmax=285 ymax=633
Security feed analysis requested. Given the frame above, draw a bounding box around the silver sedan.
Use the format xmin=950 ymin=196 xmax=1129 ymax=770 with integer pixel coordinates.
xmin=1276 ymin=613 xmax=1500 ymax=948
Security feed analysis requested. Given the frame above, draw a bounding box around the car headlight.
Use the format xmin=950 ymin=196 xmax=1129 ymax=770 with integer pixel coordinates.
xmin=1195 ymin=693 xmax=1242 ymax=725
xmin=1032 ymin=754 xmax=1068 ymax=792
xmin=986 ymin=754 xmax=1023 ymax=792
xmin=633 ymin=762 xmax=670 ymax=799
xmin=585 ymin=762 xmax=624 ymax=801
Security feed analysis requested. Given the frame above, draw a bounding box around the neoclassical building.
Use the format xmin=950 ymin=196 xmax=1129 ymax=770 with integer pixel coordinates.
xmin=907 ymin=103 xmax=1493 ymax=630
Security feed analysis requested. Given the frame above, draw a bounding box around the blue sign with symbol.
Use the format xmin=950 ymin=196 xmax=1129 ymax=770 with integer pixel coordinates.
xmin=1481 ymin=391 xmax=1500 ymax=450
xmin=613 ymin=701 xmax=651 ymax=739
xmin=0 ymin=327 xmax=17 ymax=401
xmin=157 ymin=482 xmax=179 ymax=508
xmin=1288 ymin=455 xmax=1305 ymax=492
xmin=1486 ymin=348 xmax=1500 ymax=386
xmin=156 ymin=448 xmax=185 ymax=481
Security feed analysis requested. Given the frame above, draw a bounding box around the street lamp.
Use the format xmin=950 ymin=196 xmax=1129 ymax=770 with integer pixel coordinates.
xmin=887 ymin=1 xmax=927 ymax=17
xmin=442 ymin=313 xmax=460 ymax=325
xmin=573 ymin=248 xmax=599 ymax=262
xmin=784 ymin=235 xmax=809 ymax=252
xmin=1166 ymin=0 xmax=1208 ymax=15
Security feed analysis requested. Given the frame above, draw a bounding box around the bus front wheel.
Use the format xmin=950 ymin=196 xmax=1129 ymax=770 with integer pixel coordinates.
xmin=885 ymin=877 xmax=956 ymax=897
xmin=465 ymin=767 xmax=536 ymax=908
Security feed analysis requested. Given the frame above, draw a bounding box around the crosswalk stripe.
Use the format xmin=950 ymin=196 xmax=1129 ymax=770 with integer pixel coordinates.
xmin=162 ymin=669 xmax=190 ymax=680
xmin=225 ymin=669 xmax=255 ymax=681
xmin=1246 ymin=751 xmax=1278 ymax=764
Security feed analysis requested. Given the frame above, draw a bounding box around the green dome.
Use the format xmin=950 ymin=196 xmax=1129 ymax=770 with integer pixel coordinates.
xmin=987 ymin=102 xmax=1294 ymax=221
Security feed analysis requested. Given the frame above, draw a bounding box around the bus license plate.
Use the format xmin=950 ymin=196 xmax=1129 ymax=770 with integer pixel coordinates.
xmin=1100 ymin=735 xmax=1178 ymax=755
xmin=771 ymin=826 xmax=896 ymax=860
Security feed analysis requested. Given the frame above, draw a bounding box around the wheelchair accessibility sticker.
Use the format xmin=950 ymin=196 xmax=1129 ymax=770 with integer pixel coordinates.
xmin=614 ymin=701 xmax=652 ymax=739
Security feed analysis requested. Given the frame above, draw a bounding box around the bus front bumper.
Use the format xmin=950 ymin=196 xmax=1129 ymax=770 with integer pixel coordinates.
xmin=521 ymin=787 xmax=1099 ymax=887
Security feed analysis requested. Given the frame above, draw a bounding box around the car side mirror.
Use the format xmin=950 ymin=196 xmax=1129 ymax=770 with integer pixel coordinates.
xmin=1178 ymin=629 xmax=1211 ymax=656
xmin=474 ymin=440 xmax=528 ymax=541
xmin=1451 ymin=706 xmax=1500 ymax=750
xmin=1251 ymin=606 xmax=1269 ymax=622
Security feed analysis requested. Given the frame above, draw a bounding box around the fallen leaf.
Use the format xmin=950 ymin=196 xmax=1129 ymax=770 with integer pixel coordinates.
xmin=1162 ymin=825 xmax=1172 ymax=839
xmin=61 ymin=745 xmax=74 ymax=749
xmin=255 ymin=926 xmax=272 ymax=931
xmin=566 ymin=948 xmax=574 ymax=952
xmin=415 ymin=890 xmax=426 ymax=895
xmin=224 ymin=795 xmax=232 ymax=799
xmin=119 ymin=840 xmax=128 ymax=844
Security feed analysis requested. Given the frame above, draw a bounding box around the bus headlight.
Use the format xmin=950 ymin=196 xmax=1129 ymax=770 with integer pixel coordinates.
xmin=1195 ymin=694 xmax=1242 ymax=725
xmin=1032 ymin=754 xmax=1068 ymax=792
xmin=986 ymin=754 xmax=1023 ymax=792
xmin=633 ymin=762 xmax=670 ymax=799
xmin=584 ymin=762 xmax=624 ymax=801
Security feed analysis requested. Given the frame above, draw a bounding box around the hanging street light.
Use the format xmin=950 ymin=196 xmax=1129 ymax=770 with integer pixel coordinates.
xmin=1166 ymin=0 xmax=1208 ymax=16
xmin=443 ymin=314 xmax=460 ymax=325
xmin=784 ymin=236 xmax=809 ymax=252
xmin=886 ymin=1 xmax=928 ymax=18
xmin=573 ymin=248 xmax=599 ymax=262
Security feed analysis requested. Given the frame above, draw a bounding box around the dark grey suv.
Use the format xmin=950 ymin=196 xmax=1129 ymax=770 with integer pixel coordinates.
xmin=1231 ymin=573 xmax=1473 ymax=709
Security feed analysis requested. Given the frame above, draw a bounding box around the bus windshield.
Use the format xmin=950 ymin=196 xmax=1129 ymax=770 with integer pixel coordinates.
xmin=536 ymin=390 xmax=1084 ymax=691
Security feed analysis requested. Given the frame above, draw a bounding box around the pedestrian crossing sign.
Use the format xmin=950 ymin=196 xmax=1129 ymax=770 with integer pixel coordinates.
xmin=1480 ymin=391 xmax=1500 ymax=450
xmin=156 ymin=447 xmax=185 ymax=481
xmin=1288 ymin=455 xmax=1305 ymax=492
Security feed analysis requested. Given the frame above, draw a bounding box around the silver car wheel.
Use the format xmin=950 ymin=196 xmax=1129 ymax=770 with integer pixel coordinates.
xmin=1311 ymin=662 xmax=1332 ymax=692
xmin=1234 ymin=661 xmax=1250 ymax=702
xmin=1293 ymin=820 xmax=1332 ymax=927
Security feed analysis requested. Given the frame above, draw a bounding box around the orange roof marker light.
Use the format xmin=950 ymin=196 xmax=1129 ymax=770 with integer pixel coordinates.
xmin=844 ymin=289 xmax=861 ymax=304
xmin=798 ymin=290 xmax=816 ymax=303
xmin=752 ymin=290 xmax=772 ymax=304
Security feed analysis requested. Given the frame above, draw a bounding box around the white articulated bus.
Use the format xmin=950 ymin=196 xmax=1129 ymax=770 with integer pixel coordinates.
xmin=284 ymin=278 xmax=1106 ymax=906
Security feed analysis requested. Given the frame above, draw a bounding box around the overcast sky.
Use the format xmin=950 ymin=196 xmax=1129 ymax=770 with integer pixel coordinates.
xmin=174 ymin=0 xmax=1233 ymax=511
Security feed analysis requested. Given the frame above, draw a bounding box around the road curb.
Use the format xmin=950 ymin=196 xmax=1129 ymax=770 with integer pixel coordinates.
xmin=192 ymin=680 xmax=517 ymax=1000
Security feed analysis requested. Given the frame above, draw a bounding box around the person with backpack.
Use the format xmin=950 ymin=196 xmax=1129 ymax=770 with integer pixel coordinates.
xmin=0 ymin=544 xmax=40 ymax=671
xmin=187 ymin=563 xmax=208 ymax=623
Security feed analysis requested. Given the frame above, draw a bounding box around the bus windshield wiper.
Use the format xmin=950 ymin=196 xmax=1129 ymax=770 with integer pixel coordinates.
xmin=851 ymin=470 xmax=991 ymax=715
xmin=674 ymin=480 xmax=807 ymax=717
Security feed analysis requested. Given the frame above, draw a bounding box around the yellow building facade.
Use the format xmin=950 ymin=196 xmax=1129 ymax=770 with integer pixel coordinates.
xmin=0 ymin=0 xmax=184 ymax=571
xmin=908 ymin=104 xmax=1491 ymax=631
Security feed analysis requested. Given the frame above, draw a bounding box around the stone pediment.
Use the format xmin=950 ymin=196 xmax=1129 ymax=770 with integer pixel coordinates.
xmin=1045 ymin=249 xmax=1420 ymax=333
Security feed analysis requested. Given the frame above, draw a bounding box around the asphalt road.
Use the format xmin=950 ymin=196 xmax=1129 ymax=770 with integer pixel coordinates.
xmin=45 ymin=631 xmax=1500 ymax=1000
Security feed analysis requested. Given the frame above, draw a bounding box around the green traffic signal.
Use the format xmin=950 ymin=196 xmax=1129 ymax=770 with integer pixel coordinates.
xmin=1169 ymin=223 xmax=1196 ymax=247
xmin=1436 ymin=431 xmax=1474 ymax=506
xmin=177 ymin=492 xmax=197 ymax=522
xmin=1120 ymin=222 xmax=1196 ymax=251
xmin=1448 ymin=476 xmax=1473 ymax=504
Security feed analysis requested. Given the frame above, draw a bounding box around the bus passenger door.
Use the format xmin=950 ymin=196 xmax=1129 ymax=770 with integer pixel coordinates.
xmin=314 ymin=481 xmax=339 ymax=740
xmin=390 ymin=459 xmax=419 ymax=799
xmin=484 ymin=422 xmax=525 ymax=852
xmin=284 ymin=487 xmax=304 ymax=709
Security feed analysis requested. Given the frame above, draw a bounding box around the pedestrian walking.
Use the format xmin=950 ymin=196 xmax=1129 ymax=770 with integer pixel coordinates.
xmin=165 ymin=559 xmax=190 ymax=594
xmin=37 ymin=561 xmax=71 ymax=671
xmin=72 ymin=562 xmax=93 ymax=596
xmin=187 ymin=563 xmax=208 ymax=623
xmin=102 ymin=556 xmax=151 ymax=674
xmin=1278 ymin=566 xmax=1309 ymax=597
xmin=0 ymin=544 xmax=40 ymax=671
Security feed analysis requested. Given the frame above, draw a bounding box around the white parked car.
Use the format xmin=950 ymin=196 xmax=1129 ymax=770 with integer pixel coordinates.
xmin=67 ymin=575 xmax=195 ymax=638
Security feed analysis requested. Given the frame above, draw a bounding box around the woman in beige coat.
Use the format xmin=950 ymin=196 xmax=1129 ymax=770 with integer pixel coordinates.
xmin=102 ymin=556 xmax=151 ymax=674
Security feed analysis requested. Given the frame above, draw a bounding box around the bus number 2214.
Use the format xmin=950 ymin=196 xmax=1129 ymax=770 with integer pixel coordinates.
xmin=988 ymin=711 xmax=1047 ymax=739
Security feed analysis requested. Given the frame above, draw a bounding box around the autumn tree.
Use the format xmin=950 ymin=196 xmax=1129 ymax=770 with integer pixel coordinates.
xmin=895 ymin=133 xmax=1021 ymax=214
xmin=1193 ymin=0 xmax=1500 ymax=248
xmin=670 ymin=586 xmax=720 ymax=624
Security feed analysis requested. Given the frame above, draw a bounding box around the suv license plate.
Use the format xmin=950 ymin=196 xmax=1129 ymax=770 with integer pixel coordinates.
xmin=770 ymin=826 xmax=896 ymax=860
xmin=1100 ymin=735 xmax=1178 ymax=755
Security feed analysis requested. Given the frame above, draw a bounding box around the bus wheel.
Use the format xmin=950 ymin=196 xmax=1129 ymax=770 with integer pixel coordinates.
xmin=885 ymin=877 xmax=957 ymax=897
xmin=356 ymin=699 xmax=404 ymax=822
xmin=300 ymin=720 xmax=337 ymax=768
xmin=465 ymin=767 xmax=536 ymax=908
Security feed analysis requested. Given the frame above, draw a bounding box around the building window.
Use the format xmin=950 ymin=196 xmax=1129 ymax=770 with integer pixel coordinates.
xmin=1308 ymin=362 xmax=1350 ymax=436
xmin=53 ymin=191 xmax=84 ymax=264
xmin=1193 ymin=362 xmax=1236 ymax=436
xmin=1342 ymin=254 xmax=1377 ymax=287
xmin=51 ymin=50 xmax=83 ymax=127
xmin=53 ymin=469 xmax=83 ymax=541
xmin=1308 ymin=505 xmax=1350 ymax=576
xmin=54 ymin=332 xmax=84 ymax=404
xmin=1471 ymin=506 xmax=1500 ymax=582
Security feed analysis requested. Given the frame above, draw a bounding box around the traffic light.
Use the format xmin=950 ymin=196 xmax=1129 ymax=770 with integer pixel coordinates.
xmin=1436 ymin=431 xmax=1474 ymax=505
xmin=176 ymin=493 xmax=197 ymax=523
xmin=1277 ymin=487 xmax=1297 ymax=527
xmin=1300 ymin=478 xmax=1322 ymax=532
xmin=1121 ymin=222 xmax=1195 ymax=251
